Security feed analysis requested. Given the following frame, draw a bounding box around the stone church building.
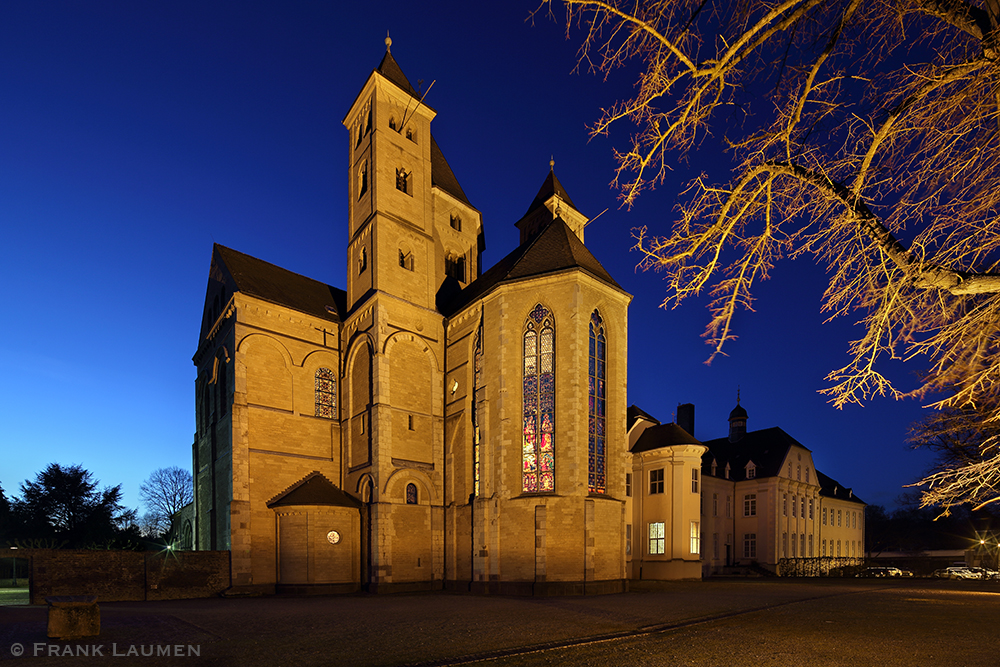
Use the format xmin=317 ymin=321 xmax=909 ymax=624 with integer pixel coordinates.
xmin=191 ymin=46 xmax=642 ymax=594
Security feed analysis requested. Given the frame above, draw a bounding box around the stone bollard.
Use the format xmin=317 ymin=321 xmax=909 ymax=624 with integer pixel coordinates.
xmin=46 ymin=596 xmax=100 ymax=639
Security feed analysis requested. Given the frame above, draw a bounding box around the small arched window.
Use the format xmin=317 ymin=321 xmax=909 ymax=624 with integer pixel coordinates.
xmin=399 ymin=249 xmax=413 ymax=271
xmin=406 ymin=127 xmax=414 ymax=142
xmin=523 ymin=303 xmax=554 ymax=493
xmin=389 ymin=116 xmax=397 ymax=131
xmin=359 ymin=246 xmax=367 ymax=274
xmin=315 ymin=367 xmax=336 ymax=419
xmin=396 ymin=168 xmax=409 ymax=194
xmin=405 ymin=483 xmax=418 ymax=504
xmin=358 ymin=160 xmax=368 ymax=199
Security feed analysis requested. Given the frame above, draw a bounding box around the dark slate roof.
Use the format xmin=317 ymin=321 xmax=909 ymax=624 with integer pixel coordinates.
xmin=441 ymin=217 xmax=625 ymax=315
xmin=729 ymin=403 xmax=748 ymax=420
xmin=631 ymin=422 xmax=701 ymax=454
xmin=215 ymin=244 xmax=346 ymax=323
xmin=431 ymin=136 xmax=471 ymax=206
xmin=267 ymin=472 xmax=362 ymax=509
xmin=628 ymin=404 xmax=661 ymax=431
xmin=700 ymin=427 xmax=808 ymax=481
xmin=816 ymin=470 xmax=866 ymax=505
xmin=525 ymin=169 xmax=578 ymax=216
xmin=377 ymin=50 xmax=418 ymax=98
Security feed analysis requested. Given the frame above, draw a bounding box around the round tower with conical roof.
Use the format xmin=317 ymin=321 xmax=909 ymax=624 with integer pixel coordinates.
xmin=728 ymin=395 xmax=747 ymax=442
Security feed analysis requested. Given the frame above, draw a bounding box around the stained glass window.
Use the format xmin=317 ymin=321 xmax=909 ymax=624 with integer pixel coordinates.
xmin=315 ymin=367 xmax=336 ymax=419
xmin=523 ymin=304 xmax=554 ymax=493
xmin=472 ymin=319 xmax=484 ymax=497
xmin=588 ymin=310 xmax=606 ymax=493
xmin=406 ymin=483 xmax=417 ymax=504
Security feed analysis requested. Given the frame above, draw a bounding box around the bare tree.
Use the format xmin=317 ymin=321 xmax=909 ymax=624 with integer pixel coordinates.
xmin=138 ymin=467 xmax=193 ymax=538
xmin=539 ymin=0 xmax=1000 ymax=508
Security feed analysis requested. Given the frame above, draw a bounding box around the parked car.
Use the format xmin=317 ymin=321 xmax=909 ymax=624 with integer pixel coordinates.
xmin=933 ymin=567 xmax=979 ymax=579
xmin=857 ymin=567 xmax=903 ymax=578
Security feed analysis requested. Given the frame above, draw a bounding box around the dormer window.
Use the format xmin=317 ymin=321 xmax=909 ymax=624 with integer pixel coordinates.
xmin=725 ymin=463 xmax=731 ymax=479
xmin=396 ymin=168 xmax=409 ymax=194
xmin=711 ymin=459 xmax=717 ymax=477
xmin=746 ymin=462 xmax=756 ymax=479
xmin=450 ymin=214 xmax=462 ymax=231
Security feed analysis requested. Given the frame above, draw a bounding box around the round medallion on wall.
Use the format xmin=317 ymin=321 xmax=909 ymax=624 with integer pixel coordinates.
xmin=326 ymin=530 xmax=341 ymax=545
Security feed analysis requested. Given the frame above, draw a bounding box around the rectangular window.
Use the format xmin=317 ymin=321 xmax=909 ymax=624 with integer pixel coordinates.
xmin=801 ymin=534 xmax=806 ymax=556
xmin=783 ymin=494 xmax=787 ymax=516
xmin=792 ymin=495 xmax=797 ymax=517
xmin=744 ymin=533 xmax=757 ymax=559
xmin=823 ymin=507 xmax=827 ymax=525
xmin=726 ymin=495 xmax=732 ymax=518
xmin=712 ymin=493 xmax=718 ymax=517
xmin=801 ymin=498 xmax=806 ymax=517
xmin=650 ymin=469 xmax=665 ymax=494
xmin=853 ymin=512 xmax=857 ymax=529
xmin=744 ymin=494 xmax=756 ymax=517
xmin=822 ymin=539 xmax=827 ymax=556
xmin=808 ymin=534 xmax=814 ymax=557
xmin=782 ymin=532 xmax=788 ymax=558
xmin=791 ymin=533 xmax=797 ymax=557
xmin=838 ymin=510 xmax=842 ymax=527
xmin=746 ymin=466 xmax=756 ymax=479
xmin=649 ymin=522 xmax=665 ymax=555
xmin=690 ymin=521 xmax=700 ymax=555
xmin=625 ymin=473 xmax=632 ymax=498
xmin=837 ymin=540 xmax=841 ymax=557
xmin=626 ymin=524 xmax=632 ymax=556
xmin=691 ymin=469 xmax=699 ymax=493
xmin=809 ymin=499 xmax=814 ymax=520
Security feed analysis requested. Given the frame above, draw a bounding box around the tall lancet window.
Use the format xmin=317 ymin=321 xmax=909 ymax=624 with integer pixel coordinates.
xmin=523 ymin=304 xmax=555 ymax=493
xmin=315 ymin=367 xmax=336 ymax=419
xmin=472 ymin=318 xmax=484 ymax=497
xmin=588 ymin=310 xmax=606 ymax=494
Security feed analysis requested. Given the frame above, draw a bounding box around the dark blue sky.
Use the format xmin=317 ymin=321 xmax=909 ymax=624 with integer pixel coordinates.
xmin=0 ymin=1 xmax=934 ymax=512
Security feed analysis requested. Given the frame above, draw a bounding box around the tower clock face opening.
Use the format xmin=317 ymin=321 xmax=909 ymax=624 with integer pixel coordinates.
xmin=327 ymin=530 xmax=341 ymax=545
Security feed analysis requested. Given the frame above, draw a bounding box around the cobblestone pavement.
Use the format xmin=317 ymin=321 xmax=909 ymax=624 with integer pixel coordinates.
xmin=2 ymin=579 xmax=998 ymax=666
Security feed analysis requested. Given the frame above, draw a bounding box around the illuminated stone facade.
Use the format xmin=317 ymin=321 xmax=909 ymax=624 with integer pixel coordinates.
xmin=191 ymin=48 xmax=632 ymax=594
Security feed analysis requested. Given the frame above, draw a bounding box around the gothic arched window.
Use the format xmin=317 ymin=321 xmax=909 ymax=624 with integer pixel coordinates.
xmin=315 ymin=367 xmax=336 ymax=419
xmin=405 ymin=483 xmax=418 ymax=504
xmin=473 ymin=318 xmax=484 ymax=497
xmin=523 ymin=303 xmax=554 ymax=493
xmin=588 ymin=310 xmax=606 ymax=494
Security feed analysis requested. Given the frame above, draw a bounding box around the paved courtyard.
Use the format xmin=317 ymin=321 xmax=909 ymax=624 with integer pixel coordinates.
xmin=2 ymin=579 xmax=998 ymax=666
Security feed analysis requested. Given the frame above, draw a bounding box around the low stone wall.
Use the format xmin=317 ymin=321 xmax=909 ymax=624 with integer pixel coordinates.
xmin=14 ymin=549 xmax=231 ymax=604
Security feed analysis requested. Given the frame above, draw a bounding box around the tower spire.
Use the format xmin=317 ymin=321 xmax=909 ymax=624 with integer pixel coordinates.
xmin=385 ymin=31 xmax=392 ymax=53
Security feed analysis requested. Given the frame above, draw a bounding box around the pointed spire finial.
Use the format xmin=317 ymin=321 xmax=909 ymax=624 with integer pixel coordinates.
xmin=737 ymin=386 xmax=741 ymax=405
xmin=550 ymin=155 xmax=555 ymax=171
xmin=385 ymin=31 xmax=392 ymax=53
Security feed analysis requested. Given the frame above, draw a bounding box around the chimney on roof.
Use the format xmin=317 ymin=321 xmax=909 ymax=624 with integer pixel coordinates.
xmin=677 ymin=403 xmax=695 ymax=438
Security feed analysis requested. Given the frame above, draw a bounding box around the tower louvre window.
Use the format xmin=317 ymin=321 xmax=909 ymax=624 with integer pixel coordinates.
xmin=445 ymin=254 xmax=466 ymax=282
xmin=399 ymin=249 xmax=413 ymax=271
xmin=358 ymin=160 xmax=368 ymax=199
xmin=450 ymin=214 xmax=462 ymax=231
xmin=396 ymin=168 xmax=409 ymax=194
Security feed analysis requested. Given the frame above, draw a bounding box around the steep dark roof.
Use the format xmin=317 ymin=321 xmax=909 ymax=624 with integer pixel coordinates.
xmin=442 ymin=217 xmax=625 ymax=315
xmin=267 ymin=472 xmax=362 ymax=509
xmin=632 ymin=423 xmax=701 ymax=454
xmin=729 ymin=403 xmax=748 ymax=421
xmin=628 ymin=404 xmax=661 ymax=431
xmin=700 ymin=427 xmax=808 ymax=481
xmin=377 ymin=50 xmax=418 ymax=98
xmin=816 ymin=470 xmax=866 ymax=505
xmin=215 ymin=244 xmax=345 ymax=323
xmin=431 ymin=136 xmax=471 ymax=206
xmin=524 ymin=169 xmax=577 ymax=216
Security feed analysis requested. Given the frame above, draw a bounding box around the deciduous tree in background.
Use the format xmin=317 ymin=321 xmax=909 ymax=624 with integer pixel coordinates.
xmin=540 ymin=0 xmax=1000 ymax=510
xmin=138 ymin=466 xmax=193 ymax=538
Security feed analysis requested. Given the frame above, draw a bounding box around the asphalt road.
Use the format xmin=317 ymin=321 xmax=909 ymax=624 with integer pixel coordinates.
xmin=2 ymin=579 xmax=998 ymax=666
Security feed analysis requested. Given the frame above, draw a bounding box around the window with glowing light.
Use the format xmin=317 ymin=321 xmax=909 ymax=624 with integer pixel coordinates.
xmin=649 ymin=522 xmax=665 ymax=555
xmin=588 ymin=310 xmax=606 ymax=493
xmin=522 ymin=304 xmax=554 ymax=493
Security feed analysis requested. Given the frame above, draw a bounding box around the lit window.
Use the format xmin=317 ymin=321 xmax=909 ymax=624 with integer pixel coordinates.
xmin=522 ymin=304 xmax=554 ymax=493
xmin=690 ymin=521 xmax=700 ymax=555
xmin=315 ymin=368 xmax=336 ymax=419
xmin=472 ymin=321 xmax=484 ymax=497
xmin=650 ymin=469 xmax=665 ymax=494
xmin=649 ymin=522 xmax=665 ymax=555
xmin=588 ymin=310 xmax=607 ymax=493
xmin=690 ymin=468 xmax=699 ymax=493
xmin=744 ymin=533 xmax=757 ymax=559
xmin=405 ymin=483 xmax=417 ymax=505
xmin=744 ymin=494 xmax=756 ymax=516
